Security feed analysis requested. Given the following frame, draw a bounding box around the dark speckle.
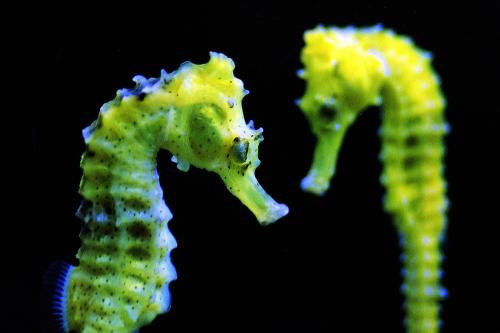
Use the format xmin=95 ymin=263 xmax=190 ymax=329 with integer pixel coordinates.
xmin=404 ymin=156 xmax=418 ymax=168
xmin=405 ymin=136 xmax=419 ymax=147
xmin=126 ymin=222 xmax=152 ymax=240
xmin=319 ymin=107 xmax=335 ymax=120
xmin=127 ymin=246 xmax=151 ymax=260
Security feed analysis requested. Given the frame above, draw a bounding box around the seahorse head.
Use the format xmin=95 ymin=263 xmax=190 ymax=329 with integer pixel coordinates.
xmin=161 ymin=52 xmax=288 ymax=224
xmin=297 ymin=26 xmax=389 ymax=135
xmin=296 ymin=26 xmax=389 ymax=195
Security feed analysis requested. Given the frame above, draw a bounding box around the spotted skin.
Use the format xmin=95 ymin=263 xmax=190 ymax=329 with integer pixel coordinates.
xmin=296 ymin=26 xmax=449 ymax=333
xmin=58 ymin=52 xmax=288 ymax=333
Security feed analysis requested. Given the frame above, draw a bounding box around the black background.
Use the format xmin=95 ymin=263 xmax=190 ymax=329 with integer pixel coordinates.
xmin=9 ymin=1 xmax=499 ymax=332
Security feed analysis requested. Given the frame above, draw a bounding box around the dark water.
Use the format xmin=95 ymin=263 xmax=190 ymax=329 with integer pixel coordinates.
xmin=10 ymin=2 xmax=498 ymax=332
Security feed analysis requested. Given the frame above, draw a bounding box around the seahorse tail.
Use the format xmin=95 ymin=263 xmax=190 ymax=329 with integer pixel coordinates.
xmin=400 ymin=233 xmax=447 ymax=333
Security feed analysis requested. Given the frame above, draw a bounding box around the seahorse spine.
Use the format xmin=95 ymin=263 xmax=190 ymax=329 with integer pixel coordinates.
xmin=52 ymin=52 xmax=288 ymax=333
xmin=297 ymin=25 xmax=449 ymax=333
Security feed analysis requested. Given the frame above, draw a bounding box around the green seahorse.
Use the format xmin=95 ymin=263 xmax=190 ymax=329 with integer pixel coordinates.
xmin=296 ymin=25 xmax=449 ymax=333
xmin=48 ymin=52 xmax=289 ymax=333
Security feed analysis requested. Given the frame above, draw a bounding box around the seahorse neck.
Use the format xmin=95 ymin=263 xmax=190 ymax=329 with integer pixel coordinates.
xmin=78 ymin=101 xmax=172 ymax=223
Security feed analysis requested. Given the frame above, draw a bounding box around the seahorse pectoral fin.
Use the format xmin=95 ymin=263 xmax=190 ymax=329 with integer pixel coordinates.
xmin=301 ymin=111 xmax=356 ymax=196
xmin=221 ymin=170 xmax=289 ymax=225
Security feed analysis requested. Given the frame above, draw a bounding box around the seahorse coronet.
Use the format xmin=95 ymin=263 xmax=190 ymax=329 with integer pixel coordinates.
xmin=297 ymin=25 xmax=449 ymax=333
xmin=55 ymin=52 xmax=288 ymax=333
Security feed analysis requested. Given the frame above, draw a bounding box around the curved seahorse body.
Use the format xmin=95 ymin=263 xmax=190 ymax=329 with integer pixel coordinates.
xmin=296 ymin=26 xmax=448 ymax=333
xmin=51 ymin=52 xmax=289 ymax=333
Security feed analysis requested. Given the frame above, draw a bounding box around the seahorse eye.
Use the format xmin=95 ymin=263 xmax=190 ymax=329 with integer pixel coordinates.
xmin=319 ymin=106 xmax=336 ymax=121
xmin=231 ymin=137 xmax=249 ymax=164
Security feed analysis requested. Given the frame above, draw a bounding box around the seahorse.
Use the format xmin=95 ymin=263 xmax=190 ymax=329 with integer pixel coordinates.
xmin=296 ymin=25 xmax=449 ymax=333
xmin=46 ymin=52 xmax=289 ymax=333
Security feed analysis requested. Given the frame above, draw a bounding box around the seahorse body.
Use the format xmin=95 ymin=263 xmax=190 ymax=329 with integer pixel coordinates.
xmin=52 ymin=52 xmax=289 ymax=333
xmin=296 ymin=26 xmax=448 ymax=333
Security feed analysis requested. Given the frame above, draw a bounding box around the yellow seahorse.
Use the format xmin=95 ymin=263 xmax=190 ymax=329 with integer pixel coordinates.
xmin=46 ymin=52 xmax=288 ymax=333
xmin=296 ymin=25 xmax=449 ymax=333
